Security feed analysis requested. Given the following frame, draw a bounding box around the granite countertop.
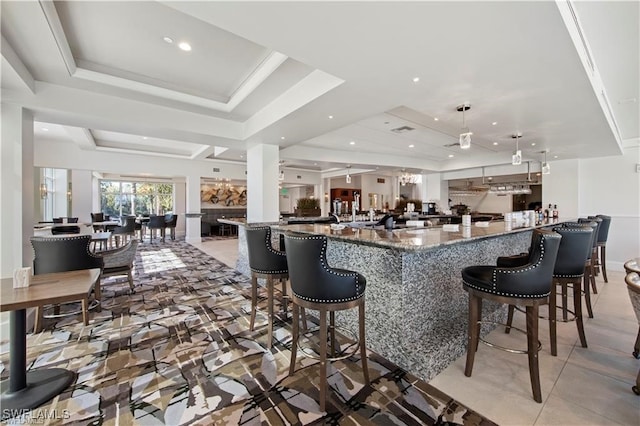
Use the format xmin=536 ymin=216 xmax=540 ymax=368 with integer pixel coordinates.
xmin=270 ymin=218 xmax=568 ymax=252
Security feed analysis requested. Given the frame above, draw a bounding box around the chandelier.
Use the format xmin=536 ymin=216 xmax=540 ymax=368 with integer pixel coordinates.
xmin=399 ymin=170 xmax=419 ymax=186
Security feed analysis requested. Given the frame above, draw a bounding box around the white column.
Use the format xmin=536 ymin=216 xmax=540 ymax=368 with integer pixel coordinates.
xmin=1 ymin=104 xmax=34 ymax=276
xmin=247 ymin=144 xmax=279 ymax=222
xmin=321 ymin=177 xmax=331 ymax=216
xmin=185 ymin=175 xmax=201 ymax=244
xmin=71 ymin=170 xmax=94 ymax=223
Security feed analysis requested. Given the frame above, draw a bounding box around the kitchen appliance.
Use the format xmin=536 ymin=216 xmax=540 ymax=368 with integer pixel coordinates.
xmin=426 ymin=202 xmax=437 ymax=215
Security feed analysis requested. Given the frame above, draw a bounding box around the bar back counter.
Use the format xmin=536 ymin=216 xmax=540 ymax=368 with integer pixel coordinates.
xmin=222 ymin=218 xmax=565 ymax=381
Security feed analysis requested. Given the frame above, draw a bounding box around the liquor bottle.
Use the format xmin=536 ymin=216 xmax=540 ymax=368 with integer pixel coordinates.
xmin=552 ymin=204 xmax=559 ymax=219
xmin=544 ymin=204 xmax=551 ymax=218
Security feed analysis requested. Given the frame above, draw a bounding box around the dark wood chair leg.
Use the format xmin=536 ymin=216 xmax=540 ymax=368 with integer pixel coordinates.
xmin=249 ymin=275 xmax=258 ymax=331
xmin=583 ymin=272 xmax=594 ymax=318
xmin=289 ymin=303 xmax=299 ymax=375
xmin=633 ymin=327 xmax=640 ymax=358
xmin=465 ymin=293 xmax=480 ymax=377
xmin=549 ymin=282 xmax=557 ymax=356
xmin=267 ymin=276 xmax=274 ymax=349
xmin=301 ymin=307 xmax=308 ymax=331
xmin=561 ymin=282 xmax=568 ymax=322
xmin=590 ymin=259 xmax=598 ymax=294
xmin=573 ymin=281 xmax=587 ymax=348
xmin=319 ymin=308 xmax=328 ymax=412
xmin=526 ymin=303 xmax=542 ymax=403
xmin=601 ymin=245 xmax=608 ymax=283
xmin=475 ymin=296 xmax=482 ymax=352
xmin=505 ymin=304 xmax=515 ymax=334
xmin=359 ymin=302 xmax=370 ymax=384
xmin=329 ymin=311 xmax=336 ymax=358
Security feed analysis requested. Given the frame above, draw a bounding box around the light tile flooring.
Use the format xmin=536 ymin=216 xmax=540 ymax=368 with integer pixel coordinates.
xmin=192 ymin=238 xmax=640 ymax=425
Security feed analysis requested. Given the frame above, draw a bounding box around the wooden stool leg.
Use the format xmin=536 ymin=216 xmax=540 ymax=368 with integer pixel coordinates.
xmin=505 ymin=305 xmax=515 ymax=334
xmin=281 ymin=279 xmax=287 ymax=317
xmin=94 ymin=279 xmax=102 ymax=313
xmin=601 ymin=246 xmax=608 ymax=283
xmin=526 ymin=303 xmax=542 ymax=403
xmin=301 ymin=307 xmax=308 ymax=331
xmin=329 ymin=311 xmax=336 ymax=358
xmin=359 ymin=301 xmax=370 ymax=384
xmin=583 ymin=272 xmax=594 ymax=318
xmin=561 ymin=282 xmax=568 ymax=322
xmin=590 ymin=260 xmax=598 ymax=294
xmin=249 ymin=275 xmax=258 ymax=331
xmin=81 ymin=298 xmax=89 ymax=326
xmin=549 ymin=282 xmax=558 ymax=356
xmin=573 ymin=281 xmax=587 ymax=348
xmin=289 ymin=303 xmax=299 ymax=376
xmin=319 ymin=309 xmax=328 ymax=411
xmin=34 ymin=307 xmax=43 ymax=333
xmin=267 ymin=277 xmax=274 ymax=349
xmin=475 ymin=296 xmax=482 ymax=352
xmin=465 ymin=293 xmax=480 ymax=377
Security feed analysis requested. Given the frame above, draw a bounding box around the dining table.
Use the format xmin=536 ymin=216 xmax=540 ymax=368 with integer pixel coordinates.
xmin=0 ymin=268 xmax=101 ymax=419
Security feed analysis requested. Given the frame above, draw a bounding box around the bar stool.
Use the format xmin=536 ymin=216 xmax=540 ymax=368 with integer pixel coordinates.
xmin=624 ymin=258 xmax=640 ymax=359
xmin=563 ymin=221 xmax=598 ymax=318
xmin=246 ymin=226 xmax=290 ymax=348
xmin=461 ymin=229 xmax=561 ymax=403
xmin=624 ymin=272 xmax=640 ymax=395
xmin=579 ymin=217 xmax=602 ymax=293
xmin=502 ymin=226 xmax=593 ymax=356
xmin=284 ymin=233 xmax=369 ymax=411
xmin=590 ymin=215 xmax=611 ymax=283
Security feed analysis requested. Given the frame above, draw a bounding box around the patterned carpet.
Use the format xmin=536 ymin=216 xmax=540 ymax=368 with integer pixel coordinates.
xmin=0 ymin=240 xmax=496 ymax=425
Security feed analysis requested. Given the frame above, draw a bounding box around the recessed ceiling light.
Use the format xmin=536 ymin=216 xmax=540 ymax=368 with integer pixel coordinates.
xmin=281 ymin=136 xmax=285 ymax=140
xmin=409 ymin=144 xmax=415 ymax=148
xmin=142 ymin=136 xmax=148 ymax=140
xmin=493 ymin=142 xmax=498 ymax=145
xmin=178 ymin=42 xmax=191 ymax=51
xmin=434 ymin=117 xmax=439 ymax=121
xmin=448 ymin=154 xmax=454 ymax=158
xmin=531 ymin=142 xmax=536 ymax=146
xmin=349 ymin=141 xmax=355 ymax=145
xmin=163 ymin=36 xmax=173 ymax=44
xmin=554 ymin=155 xmax=558 ymax=159
xmin=42 ymin=127 xmax=49 ymax=131
xmin=240 ymin=155 xmax=244 ymax=158
xmin=492 ymin=122 xmax=498 ymax=126
xmin=412 ymin=77 xmax=420 ymax=83
xmin=328 ymin=115 xmax=334 ymax=119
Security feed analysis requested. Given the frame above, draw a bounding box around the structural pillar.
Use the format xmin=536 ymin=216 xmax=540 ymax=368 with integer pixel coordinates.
xmin=247 ymin=144 xmax=279 ymax=223
xmin=185 ymin=174 xmax=202 ymax=244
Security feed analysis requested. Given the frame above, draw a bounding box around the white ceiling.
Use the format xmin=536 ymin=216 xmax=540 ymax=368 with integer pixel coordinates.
xmin=1 ymin=1 xmax=638 ymax=179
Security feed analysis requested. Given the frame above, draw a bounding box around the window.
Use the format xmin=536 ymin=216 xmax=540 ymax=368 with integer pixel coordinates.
xmin=100 ymin=180 xmax=174 ymax=217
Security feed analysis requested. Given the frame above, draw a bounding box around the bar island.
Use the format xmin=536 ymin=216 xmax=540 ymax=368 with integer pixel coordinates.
xmin=222 ymin=218 xmax=562 ymax=380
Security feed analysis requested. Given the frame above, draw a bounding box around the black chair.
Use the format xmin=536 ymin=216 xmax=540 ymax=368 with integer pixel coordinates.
xmin=51 ymin=225 xmax=80 ymax=235
xmin=31 ymin=235 xmax=104 ymax=332
xmin=164 ymin=214 xmax=178 ymax=240
xmin=590 ymin=215 xmax=611 ymax=283
xmin=501 ymin=226 xmax=593 ymax=356
xmin=563 ymin=220 xmax=598 ymax=318
xmin=112 ymin=216 xmax=136 ymax=246
xmin=284 ymin=233 xmax=369 ymax=411
xmin=52 ymin=218 xmax=63 ymax=224
xmin=66 ymin=217 xmax=79 ymax=223
xmin=146 ymin=215 xmax=166 ymax=242
xmin=245 ymin=226 xmax=291 ymax=348
xmin=579 ymin=217 xmax=602 ymax=294
xmin=461 ymin=229 xmax=561 ymax=403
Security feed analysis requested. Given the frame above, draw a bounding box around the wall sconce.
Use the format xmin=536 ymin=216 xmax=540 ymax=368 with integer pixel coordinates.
xmin=40 ymin=183 xmax=48 ymax=199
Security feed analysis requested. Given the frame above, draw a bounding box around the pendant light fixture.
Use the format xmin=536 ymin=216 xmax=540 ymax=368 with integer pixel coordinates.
xmin=457 ymin=103 xmax=472 ymax=149
xmin=541 ymin=150 xmax=551 ymax=174
xmin=345 ymin=165 xmax=352 ymax=184
xmin=511 ymin=132 xmax=522 ymax=165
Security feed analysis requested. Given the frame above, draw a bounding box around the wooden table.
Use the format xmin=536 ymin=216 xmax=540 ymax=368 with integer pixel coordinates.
xmin=0 ymin=268 xmax=101 ymax=419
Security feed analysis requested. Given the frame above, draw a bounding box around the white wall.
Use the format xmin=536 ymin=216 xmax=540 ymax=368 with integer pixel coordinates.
xmin=578 ymin=146 xmax=640 ymax=270
xmin=71 ymin=170 xmax=94 ymax=223
xmin=542 ymin=159 xmax=580 ymax=218
xmin=360 ymin=174 xmax=393 ymax=210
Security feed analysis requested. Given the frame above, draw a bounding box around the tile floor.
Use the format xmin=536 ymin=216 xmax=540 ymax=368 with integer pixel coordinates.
xmin=192 ymin=238 xmax=640 ymax=425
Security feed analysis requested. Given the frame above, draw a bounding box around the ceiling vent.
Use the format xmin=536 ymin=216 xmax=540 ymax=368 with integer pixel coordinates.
xmin=390 ymin=125 xmax=415 ymax=133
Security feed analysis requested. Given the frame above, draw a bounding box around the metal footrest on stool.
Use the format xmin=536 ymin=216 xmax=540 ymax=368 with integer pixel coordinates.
xmin=478 ymin=320 xmax=542 ymax=354
xmin=512 ymin=304 xmax=579 ymax=323
xmin=296 ymin=325 xmax=360 ymax=362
